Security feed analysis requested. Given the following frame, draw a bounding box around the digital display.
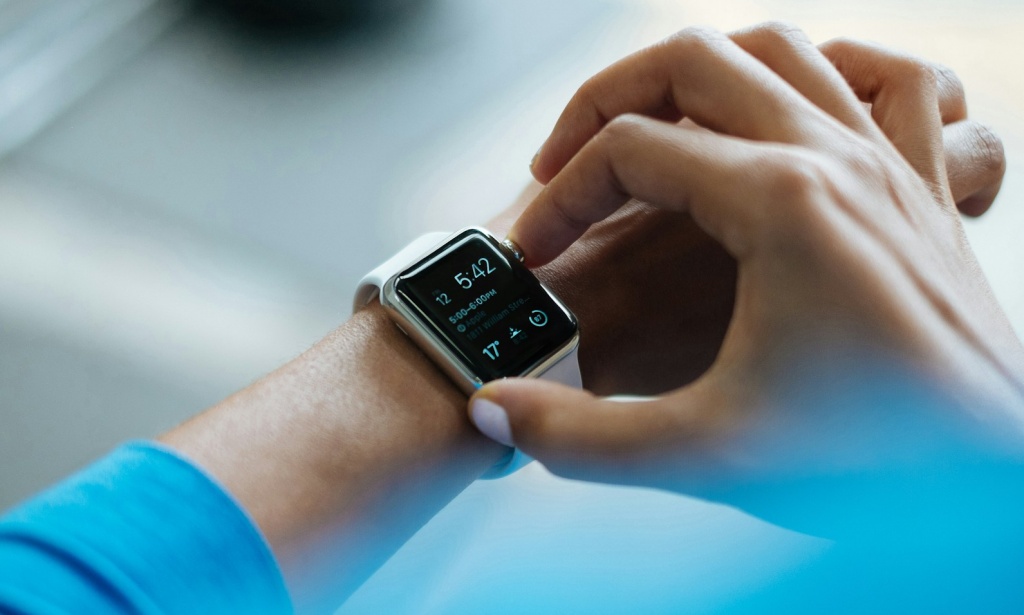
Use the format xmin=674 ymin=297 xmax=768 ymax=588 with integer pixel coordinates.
xmin=394 ymin=230 xmax=577 ymax=383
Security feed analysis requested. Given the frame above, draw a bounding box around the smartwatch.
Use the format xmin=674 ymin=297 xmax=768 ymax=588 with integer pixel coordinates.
xmin=352 ymin=227 xmax=581 ymax=478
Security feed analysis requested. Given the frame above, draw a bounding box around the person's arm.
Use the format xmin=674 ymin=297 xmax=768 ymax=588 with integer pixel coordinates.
xmin=158 ymin=302 xmax=505 ymax=613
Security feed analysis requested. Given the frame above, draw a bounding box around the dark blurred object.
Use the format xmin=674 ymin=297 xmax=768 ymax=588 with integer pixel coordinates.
xmin=206 ymin=0 xmax=428 ymax=28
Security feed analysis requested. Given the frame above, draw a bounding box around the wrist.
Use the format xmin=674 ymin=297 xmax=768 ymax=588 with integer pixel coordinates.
xmin=341 ymin=303 xmax=509 ymax=475
xmin=161 ymin=304 xmax=507 ymax=609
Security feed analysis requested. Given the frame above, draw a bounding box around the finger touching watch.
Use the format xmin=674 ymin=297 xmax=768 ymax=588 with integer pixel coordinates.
xmin=353 ymin=227 xmax=581 ymax=478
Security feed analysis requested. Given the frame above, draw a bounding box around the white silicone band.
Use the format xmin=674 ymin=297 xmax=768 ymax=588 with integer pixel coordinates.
xmin=353 ymin=231 xmax=582 ymax=479
xmin=353 ymin=232 xmax=451 ymax=313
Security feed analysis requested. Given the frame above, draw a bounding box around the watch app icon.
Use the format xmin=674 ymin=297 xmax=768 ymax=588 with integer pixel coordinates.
xmin=528 ymin=310 xmax=548 ymax=327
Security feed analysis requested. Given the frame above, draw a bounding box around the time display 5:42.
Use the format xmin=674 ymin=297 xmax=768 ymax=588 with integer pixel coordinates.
xmin=435 ymin=257 xmax=496 ymax=306
xmin=454 ymin=257 xmax=496 ymax=289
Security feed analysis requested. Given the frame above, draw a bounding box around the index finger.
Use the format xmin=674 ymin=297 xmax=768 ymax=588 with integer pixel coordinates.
xmin=531 ymin=26 xmax=836 ymax=184
xmin=511 ymin=116 xmax=795 ymax=266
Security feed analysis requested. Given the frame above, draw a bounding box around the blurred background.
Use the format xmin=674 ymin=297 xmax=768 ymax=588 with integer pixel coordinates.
xmin=0 ymin=0 xmax=1022 ymax=612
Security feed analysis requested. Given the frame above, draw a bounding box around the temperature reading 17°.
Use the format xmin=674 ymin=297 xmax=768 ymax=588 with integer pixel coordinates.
xmin=482 ymin=340 xmax=500 ymax=360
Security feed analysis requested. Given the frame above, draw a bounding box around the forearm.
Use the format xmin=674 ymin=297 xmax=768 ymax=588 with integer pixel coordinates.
xmin=160 ymin=304 xmax=507 ymax=612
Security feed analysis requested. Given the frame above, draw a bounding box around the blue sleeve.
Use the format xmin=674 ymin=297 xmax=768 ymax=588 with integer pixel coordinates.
xmin=0 ymin=441 xmax=292 ymax=614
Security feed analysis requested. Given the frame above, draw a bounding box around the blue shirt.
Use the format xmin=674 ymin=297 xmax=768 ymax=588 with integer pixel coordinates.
xmin=0 ymin=441 xmax=291 ymax=614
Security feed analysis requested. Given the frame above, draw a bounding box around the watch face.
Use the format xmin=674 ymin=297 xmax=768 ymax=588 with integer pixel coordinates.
xmin=394 ymin=229 xmax=577 ymax=383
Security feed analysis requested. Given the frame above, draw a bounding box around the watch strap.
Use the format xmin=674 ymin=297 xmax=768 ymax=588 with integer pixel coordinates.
xmin=353 ymin=232 xmax=451 ymax=313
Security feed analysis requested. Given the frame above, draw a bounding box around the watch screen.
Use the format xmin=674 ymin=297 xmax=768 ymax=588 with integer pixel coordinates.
xmin=394 ymin=230 xmax=577 ymax=383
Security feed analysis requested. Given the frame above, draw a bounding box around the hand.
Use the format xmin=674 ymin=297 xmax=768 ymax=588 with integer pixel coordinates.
xmin=489 ymin=188 xmax=736 ymax=396
xmin=471 ymin=24 xmax=1024 ymax=537
xmin=487 ymin=24 xmax=1007 ymax=399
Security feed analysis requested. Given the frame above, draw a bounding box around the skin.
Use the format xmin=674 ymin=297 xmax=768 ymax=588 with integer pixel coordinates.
xmin=159 ymin=23 xmax=1010 ymax=613
xmin=476 ymin=23 xmax=1024 ymax=537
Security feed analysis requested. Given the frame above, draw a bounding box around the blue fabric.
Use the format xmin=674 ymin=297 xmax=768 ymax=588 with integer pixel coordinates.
xmin=0 ymin=441 xmax=292 ymax=614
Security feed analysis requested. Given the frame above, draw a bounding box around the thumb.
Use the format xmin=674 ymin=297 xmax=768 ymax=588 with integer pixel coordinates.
xmin=469 ymin=378 xmax=727 ymax=484
xmin=943 ymin=120 xmax=1006 ymax=217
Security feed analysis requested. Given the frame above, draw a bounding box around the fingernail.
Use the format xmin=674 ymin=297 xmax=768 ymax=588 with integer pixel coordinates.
xmin=470 ymin=398 xmax=514 ymax=446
